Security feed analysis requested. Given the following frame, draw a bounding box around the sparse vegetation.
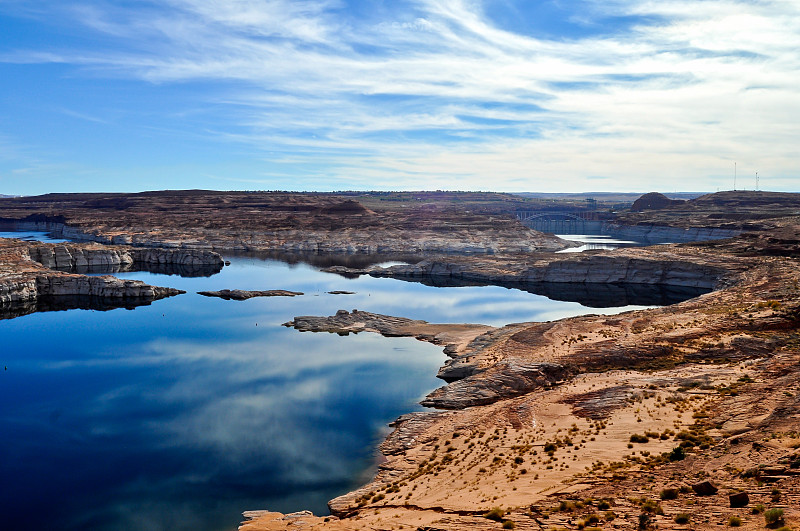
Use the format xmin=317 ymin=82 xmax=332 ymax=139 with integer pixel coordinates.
xmin=640 ymin=499 xmax=663 ymax=515
xmin=674 ymin=513 xmax=690 ymax=524
xmin=668 ymin=446 xmax=686 ymax=461
xmin=764 ymin=508 xmax=784 ymax=525
xmin=659 ymin=488 xmax=678 ymax=500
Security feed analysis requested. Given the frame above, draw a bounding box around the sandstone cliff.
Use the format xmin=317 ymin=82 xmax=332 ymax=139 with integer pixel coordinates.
xmin=326 ymin=246 xmax=749 ymax=290
xmin=0 ymin=238 xmax=186 ymax=317
xmin=24 ymin=242 xmax=223 ymax=273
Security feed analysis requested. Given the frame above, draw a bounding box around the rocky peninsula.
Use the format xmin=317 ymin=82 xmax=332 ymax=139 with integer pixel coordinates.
xmin=0 ymin=238 xmax=217 ymax=317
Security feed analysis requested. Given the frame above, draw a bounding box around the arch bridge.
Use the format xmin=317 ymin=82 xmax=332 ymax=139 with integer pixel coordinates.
xmin=515 ymin=210 xmax=596 ymax=222
xmin=515 ymin=210 xmax=601 ymax=234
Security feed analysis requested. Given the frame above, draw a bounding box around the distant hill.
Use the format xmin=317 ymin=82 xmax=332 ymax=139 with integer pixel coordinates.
xmin=631 ymin=192 xmax=685 ymax=211
xmin=617 ymin=190 xmax=800 ymax=230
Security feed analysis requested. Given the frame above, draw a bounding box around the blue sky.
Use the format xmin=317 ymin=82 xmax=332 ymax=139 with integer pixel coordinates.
xmin=0 ymin=0 xmax=798 ymax=195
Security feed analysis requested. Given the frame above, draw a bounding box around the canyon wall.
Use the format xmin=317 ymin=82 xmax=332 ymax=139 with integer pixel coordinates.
xmin=364 ymin=252 xmax=734 ymax=289
xmin=24 ymin=242 xmax=223 ymax=272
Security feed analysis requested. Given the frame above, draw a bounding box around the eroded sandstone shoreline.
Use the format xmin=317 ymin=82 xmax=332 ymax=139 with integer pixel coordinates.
xmin=246 ymin=232 xmax=800 ymax=530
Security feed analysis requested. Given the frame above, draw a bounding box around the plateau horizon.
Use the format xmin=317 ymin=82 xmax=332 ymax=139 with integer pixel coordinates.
xmin=0 ymin=189 xmax=769 ymax=199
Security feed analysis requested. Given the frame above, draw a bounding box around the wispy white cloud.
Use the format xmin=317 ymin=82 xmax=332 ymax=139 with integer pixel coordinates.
xmin=1 ymin=0 xmax=798 ymax=191
xmin=58 ymin=107 xmax=111 ymax=124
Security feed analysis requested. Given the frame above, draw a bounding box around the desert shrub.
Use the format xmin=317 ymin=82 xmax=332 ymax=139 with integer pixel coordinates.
xmin=597 ymin=499 xmax=611 ymax=510
xmin=674 ymin=513 xmax=690 ymax=524
xmin=752 ymin=503 xmax=765 ymax=514
xmin=668 ymin=446 xmax=686 ymax=461
xmin=586 ymin=513 xmax=601 ymax=524
xmin=641 ymin=499 xmax=663 ymax=514
xmin=484 ymin=507 xmax=505 ymax=521
xmin=501 ymin=520 xmax=515 ymax=529
xmin=728 ymin=516 xmax=742 ymax=527
xmin=660 ymin=488 xmax=679 ymax=500
xmin=630 ymin=433 xmax=649 ymax=443
xmin=764 ymin=508 xmax=784 ymax=525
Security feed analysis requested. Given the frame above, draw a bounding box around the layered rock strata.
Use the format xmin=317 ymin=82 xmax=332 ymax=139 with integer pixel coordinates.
xmin=10 ymin=218 xmax=569 ymax=255
xmin=25 ymin=242 xmax=223 ymax=272
xmin=0 ymin=238 xmax=185 ymax=315
xmin=325 ymin=246 xmax=749 ymax=289
xmin=0 ymin=191 xmax=573 ymax=255
xmin=600 ymin=222 xmax=741 ymax=244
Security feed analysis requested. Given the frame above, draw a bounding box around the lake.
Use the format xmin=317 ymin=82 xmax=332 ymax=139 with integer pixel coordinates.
xmin=0 ymin=232 xmax=699 ymax=531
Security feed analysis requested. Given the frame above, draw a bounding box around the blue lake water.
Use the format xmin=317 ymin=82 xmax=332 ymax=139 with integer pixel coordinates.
xmin=0 ymin=232 xmax=695 ymax=531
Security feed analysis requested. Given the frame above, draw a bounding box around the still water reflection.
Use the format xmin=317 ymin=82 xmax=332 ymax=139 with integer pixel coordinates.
xmin=1 ymin=232 xmax=695 ymax=531
xmin=555 ymin=233 xmax=640 ymax=252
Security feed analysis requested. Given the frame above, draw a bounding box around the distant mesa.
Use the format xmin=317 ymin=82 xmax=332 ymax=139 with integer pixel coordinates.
xmin=631 ymin=192 xmax=684 ymax=212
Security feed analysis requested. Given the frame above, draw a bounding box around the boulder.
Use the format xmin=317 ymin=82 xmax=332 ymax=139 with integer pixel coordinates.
xmin=729 ymin=491 xmax=749 ymax=507
xmin=691 ymin=480 xmax=718 ymax=496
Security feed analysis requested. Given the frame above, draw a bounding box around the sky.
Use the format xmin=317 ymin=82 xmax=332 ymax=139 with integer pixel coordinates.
xmin=0 ymin=0 xmax=798 ymax=195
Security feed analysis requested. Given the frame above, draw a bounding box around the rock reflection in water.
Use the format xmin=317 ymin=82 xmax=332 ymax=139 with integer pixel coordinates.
xmin=0 ymin=294 xmax=166 ymax=320
xmin=50 ymin=261 xmax=223 ymax=278
xmin=394 ymin=276 xmax=710 ymax=307
xmin=225 ymin=249 xmax=420 ymax=270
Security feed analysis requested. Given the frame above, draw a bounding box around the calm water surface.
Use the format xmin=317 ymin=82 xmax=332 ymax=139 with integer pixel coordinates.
xmin=555 ymin=233 xmax=640 ymax=252
xmin=1 ymin=232 xmax=671 ymax=531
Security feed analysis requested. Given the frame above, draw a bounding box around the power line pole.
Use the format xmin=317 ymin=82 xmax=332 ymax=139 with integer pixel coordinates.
xmin=734 ymin=162 xmax=737 ymax=191
xmin=756 ymin=171 xmax=759 ymax=191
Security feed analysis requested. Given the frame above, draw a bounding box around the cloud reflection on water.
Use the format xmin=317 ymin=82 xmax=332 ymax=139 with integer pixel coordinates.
xmin=1 ymin=255 xmax=675 ymax=531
